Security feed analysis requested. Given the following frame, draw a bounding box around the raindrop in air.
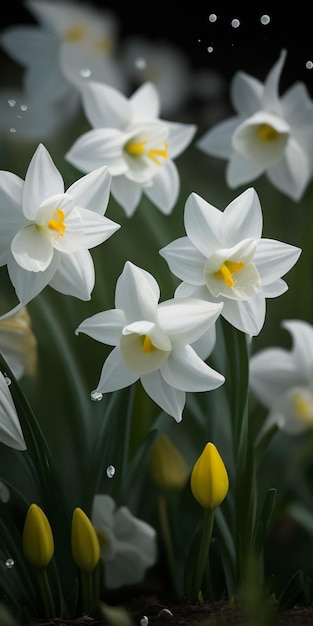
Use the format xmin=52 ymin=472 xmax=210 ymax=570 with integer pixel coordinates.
xmin=306 ymin=60 xmax=313 ymax=70
xmin=5 ymin=558 xmax=14 ymax=569
xmin=80 ymin=68 xmax=92 ymax=78
xmin=9 ymin=128 xmax=16 ymax=133
xmin=140 ymin=617 xmax=149 ymax=626
xmin=207 ymin=46 xmax=214 ymax=53
xmin=260 ymin=14 xmax=270 ymax=25
xmin=135 ymin=57 xmax=147 ymax=70
xmin=208 ymin=13 xmax=217 ymax=23
xmin=8 ymin=99 xmax=16 ymax=107
xmin=231 ymin=18 xmax=240 ymax=28
xmin=90 ymin=390 xmax=103 ymax=401
xmin=106 ymin=465 xmax=115 ymax=478
xmin=20 ymin=104 xmax=28 ymax=111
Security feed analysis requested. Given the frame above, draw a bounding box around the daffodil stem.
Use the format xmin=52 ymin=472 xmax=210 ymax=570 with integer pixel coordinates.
xmin=80 ymin=570 xmax=94 ymax=615
xmin=157 ymin=494 xmax=178 ymax=592
xmin=37 ymin=568 xmax=56 ymax=619
xmin=191 ymin=508 xmax=215 ymax=602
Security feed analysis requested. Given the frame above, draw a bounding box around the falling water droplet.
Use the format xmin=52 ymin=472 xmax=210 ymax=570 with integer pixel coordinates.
xmin=306 ymin=60 xmax=313 ymax=70
xmin=135 ymin=57 xmax=147 ymax=70
xmin=8 ymin=99 xmax=16 ymax=107
xmin=231 ymin=18 xmax=240 ymax=28
xmin=207 ymin=46 xmax=214 ymax=53
xmin=5 ymin=558 xmax=14 ymax=569
xmin=20 ymin=104 xmax=28 ymax=111
xmin=106 ymin=465 xmax=115 ymax=478
xmin=208 ymin=13 xmax=217 ymax=23
xmin=80 ymin=68 xmax=92 ymax=78
xmin=9 ymin=128 xmax=16 ymax=134
xmin=140 ymin=617 xmax=149 ymax=626
xmin=90 ymin=390 xmax=103 ymax=401
xmin=260 ymin=14 xmax=270 ymax=25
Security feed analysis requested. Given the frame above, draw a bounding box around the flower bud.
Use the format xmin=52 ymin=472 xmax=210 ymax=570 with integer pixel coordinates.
xmin=71 ymin=507 xmax=100 ymax=573
xmin=150 ymin=433 xmax=188 ymax=492
xmin=190 ymin=442 xmax=229 ymax=510
xmin=22 ymin=503 xmax=54 ymax=569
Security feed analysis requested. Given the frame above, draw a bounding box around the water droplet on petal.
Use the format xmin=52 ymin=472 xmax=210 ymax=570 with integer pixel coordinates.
xmin=208 ymin=13 xmax=217 ymax=23
xmin=158 ymin=608 xmax=173 ymax=617
xmin=106 ymin=465 xmax=115 ymax=478
xmin=80 ymin=68 xmax=92 ymax=78
xmin=5 ymin=558 xmax=14 ymax=569
xmin=231 ymin=18 xmax=240 ymax=28
xmin=140 ymin=617 xmax=149 ymax=626
xmin=260 ymin=14 xmax=270 ymax=25
xmin=8 ymin=99 xmax=16 ymax=107
xmin=207 ymin=46 xmax=214 ymax=53
xmin=3 ymin=374 xmax=11 ymax=385
xmin=90 ymin=390 xmax=103 ymax=401
xmin=306 ymin=60 xmax=313 ymax=70
xmin=135 ymin=56 xmax=147 ymax=70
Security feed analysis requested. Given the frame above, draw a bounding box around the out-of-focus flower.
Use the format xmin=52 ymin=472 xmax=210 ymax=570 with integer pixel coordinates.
xmin=23 ymin=503 xmax=54 ymax=569
xmin=0 ymin=306 xmax=37 ymax=379
xmin=92 ymin=494 xmax=157 ymax=589
xmin=0 ymin=371 xmax=26 ymax=450
xmin=0 ymin=0 xmax=126 ymax=108
xmin=159 ymin=188 xmax=301 ymax=336
xmin=121 ymin=36 xmax=191 ymax=116
xmin=250 ymin=319 xmax=313 ymax=435
xmin=71 ymin=507 xmax=100 ymax=573
xmin=65 ymin=81 xmax=197 ymax=216
xmin=150 ymin=433 xmax=189 ymax=492
xmin=196 ymin=49 xmax=313 ymax=201
xmin=190 ymin=442 xmax=229 ymax=511
xmin=0 ymin=143 xmax=120 ymax=319
xmin=75 ymin=261 xmax=224 ymax=422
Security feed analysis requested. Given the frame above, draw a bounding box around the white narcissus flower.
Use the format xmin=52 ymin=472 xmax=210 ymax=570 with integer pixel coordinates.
xmin=196 ymin=49 xmax=313 ymax=201
xmin=250 ymin=320 xmax=313 ymax=435
xmin=65 ymin=81 xmax=197 ymax=216
xmin=0 ymin=0 xmax=126 ymax=107
xmin=92 ymin=494 xmax=157 ymax=589
xmin=0 ymin=372 xmax=26 ymax=450
xmin=0 ymin=143 xmax=120 ymax=319
xmin=159 ymin=188 xmax=301 ymax=336
xmin=75 ymin=261 xmax=224 ymax=422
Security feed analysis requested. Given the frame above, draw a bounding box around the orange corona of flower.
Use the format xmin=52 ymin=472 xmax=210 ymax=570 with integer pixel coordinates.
xmin=190 ymin=442 xmax=229 ymax=510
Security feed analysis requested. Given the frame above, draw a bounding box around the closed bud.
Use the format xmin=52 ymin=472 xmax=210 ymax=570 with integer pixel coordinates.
xmin=150 ymin=433 xmax=188 ymax=492
xmin=190 ymin=442 xmax=229 ymax=510
xmin=22 ymin=503 xmax=54 ymax=569
xmin=71 ymin=507 xmax=100 ymax=573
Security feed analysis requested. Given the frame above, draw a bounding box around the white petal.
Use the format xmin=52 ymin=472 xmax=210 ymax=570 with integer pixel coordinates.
xmin=11 ymin=226 xmax=53 ymax=272
xmin=130 ymin=81 xmax=160 ymax=121
xmin=110 ymin=176 xmax=142 ymax=216
xmin=0 ymin=372 xmax=26 ymax=450
xmin=80 ymin=81 xmax=132 ymax=129
xmin=232 ymin=111 xmax=289 ymax=167
xmin=7 ymin=253 xmax=58 ymax=305
xmin=226 ymin=152 xmax=266 ymax=188
xmin=115 ymin=262 xmax=159 ymax=321
xmin=249 ymin=347 xmax=301 ymax=408
xmin=67 ymin=166 xmax=111 ymax=215
xmin=196 ymin=117 xmax=240 ymax=159
xmin=231 ymin=72 xmax=263 ymax=115
xmin=223 ymin=187 xmax=262 ymax=242
xmin=76 ymin=309 xmax=125 ymax=345
xmin=141 ymin=370 xmax=185 ymax=421
xmin=158 ymin=298 xmax=223 ymax=346
xmin=254 ymin=239 xmax=301 ymax=285
xmin=282 ymin=319 xmax=313 ymax=373
xmin=184 ymin=192 xmax=222 ymax=256
xmin=49 ymin=250 xmax=94 ymax=300
xmin=96 ymin=348 xmax=139 ymax=392
xmin=160 ymin=344 xmax=225 ymax=391
xmin=77 ymin=207 xmax=120 ymax=248
xmin=192 ymin=324 xmax=217 ymax=360
xmin=144 ymin=161 xmax=179 ymax=214
xmin=23 ymin=144 xmax=64 ymax=219
xmin=159 ymin=236 xmax=206 ymax=284
xmin=221 ymin=292 xmax=266 ymax=336
xmin=166 ymin=120 xmax=197 ymax=158
xmin=263 ymin=49 xmax=287 ymax=109
xmin=0 ymin=172 xmax=24 ymax=265
xmin=266 ymin=139 xmax=311 ymax=201
xmin=66 ymin=129 xmax=128 ymax=175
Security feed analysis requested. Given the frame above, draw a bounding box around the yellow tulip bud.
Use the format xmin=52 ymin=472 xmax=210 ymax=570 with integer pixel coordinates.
xmin=150 ymin=433 xmax=189 ymax=492
xmin=71 ymin=507 xmax=100 ymax=573
xmin=190 ymin=442 xmax=229 ymax=510
xmin=22 ymin=503 xmax=54 ymax=569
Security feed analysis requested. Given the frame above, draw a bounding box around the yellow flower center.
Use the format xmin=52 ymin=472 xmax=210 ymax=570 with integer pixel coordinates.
xmin=48 ymin=209 xmax=66 ymax=237
xmin=214 ymin=260 xmax=244 ymax=287
xmin=293 ymin=392 xmax=313 ymax=424
xmin=65 ymin=25 xmax=86 ymax=42
xmin=125 ymin=140 xmax=168 ymax=165
xmin=257 ymin=123 xmax=280 ymax=142
xmin=142 ymin=335 xmax=156 ymax=354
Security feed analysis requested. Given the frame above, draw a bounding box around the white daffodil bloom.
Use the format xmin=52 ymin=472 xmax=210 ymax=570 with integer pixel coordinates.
xmin=0 ymin=143 xmax=120 ymax=319
xmin=92 ymin=494 xmax=157 ymax=589
xmin=0 ymin=1 xmax=126 ymax=107
xmin=0 ymin=372 xmax=26 ymax=450
xmin=196 ymin=49 xmax=313 ymax=201
xmin=159 ymin=188 xmax=301 ymax=336
xmin=76 ymin=261 xmax=224 ymax=422
xmin=250 ymin=320 xmax=313 ymax=435
xmin=65 ymin=81 xmax=197 ymax=216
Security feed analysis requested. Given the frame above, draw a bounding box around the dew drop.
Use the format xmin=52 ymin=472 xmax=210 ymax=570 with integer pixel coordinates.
xmin=106 ymin=465 xmax=115 ymax=478
xmin=135 ymin=56 xmax=147 ymax=70
xmin=208 ymin=13 xmax=217 ymax=23
xmin=158 ymin=608 xmax=174 ymax=617
xmin=80 ymin=68 xmax=92 ymax=78
xmin=20 ymin=104 xmax=28 ymax=111
xmin=9 ymin=128 xmax=16 ymax=133
xmin=8 ymin=99 xmax=16 ymax=108
xmin=207 ymin=46 xmax=214 ymax=53
xmin=5 ymin=558 xmax=14 ymax=569
xmin=0 ymin=482 xmax=10 ymax=503
xmin=90 ymin=390 xmax=103 ymax=401
xmin=140 ymin=617 xmax=149 ymax=626
xmin=231 ymin=18 xmax=240 ymax=28
xmin=260 ymin=14 xmax=270 ymax=25
xmin=3 ymin=374 xmax=11 ymax=385
xmin=306 ymin=60 xmax=313 ymax=70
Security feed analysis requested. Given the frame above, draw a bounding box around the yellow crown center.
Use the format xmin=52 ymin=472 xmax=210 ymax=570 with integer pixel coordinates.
xmin=142 ymin=335 xmax=156 ymax=354
xmin=48 ymin=209 xmax=66 ymax=237
xmin=215 ymin=260 xmax=244 ymax=287
xmin=257 ymin=123 xmax=280 ymax=142
xmin=125 ymin=140 xmax=168 ymax=165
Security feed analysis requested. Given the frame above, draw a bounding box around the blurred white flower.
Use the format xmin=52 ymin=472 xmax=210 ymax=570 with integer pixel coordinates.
xmin=65 ymin=81 xmax=197 ymax=216
xmin=0 ymin=371 xmax=26 ymax=450
xmin=92 ymin=494 xmax=157 ymax=589
xmin=197 ymin=49 xmax=313 ymax=201
xmin=250 ymin=320 xmax=313 ymax=435
xmin=0 ymin=306 xmax=37 ymax=379
xmin=0 ymin=0 xmax=127 ymax=108
xmin=76 ymin=261 xmax=224 ymax=422
xmin=159 ymin=188 xmax=301 ymax=336
xmin=0 ymin=143 xmax=120 ymax=319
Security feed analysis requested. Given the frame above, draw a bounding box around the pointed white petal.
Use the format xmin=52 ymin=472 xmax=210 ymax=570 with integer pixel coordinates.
xmin=226 ymin=152 xmax=265 ymax=187
xmin=197 ymin=117 xmax=240 ymax=158
xmin=49 ymin=250 xmax=94 ymax=300
xmin=166 ymin=120 xmax=197 ymax=158
xmin=23 ymin=144 xmax=64 ymax=219
xmin=144 ymin=161 xmax=179 ymax=214
xmin=158 ymin=298 xmax=223 ymax=346
xmin=111 ymin=176 xmax=142 ymax=216
xmin=249 ymin=347 xmax=300 ymax=408
xmin=282 ymin=319 xmax=313 ymax=372
xmin=76 ymin=208 xmax=120 ymax=248
xmin=141 ymin=370 xmax=185 ymax=421
xmin=11 ymin=226 xmax=53 ymax=272
xmin=0 ymin=172 xmax=24 ymax=265
xmin=266 ymin=139 xmax=310 ymax=201
xmin=115 ymin=262 xmax=159 ymax=321
xmin=263 ymin=49 xmax=287 ymax=109
xmin=223 ymin=187 xmax=262 ymax=242
xmin=130 ymin=81 xmax=160 ymax=120
xmin=80 ymin=81 xmax=132 ymax=129
xmin=160 ymin=345 xmax=224 ymax=391
xmin=67 ymin=166 xmax=111 ymax=215
xmin=7 ymin=254 xmax=58 ymax=305
xmin=184 ymin=192 xmax=222 ymax=256
xmin=221 ymin=292 xmax=266 ymax=336
xmin=254 ymin=239 xmax=301 ymax=285
xmin=231 ymin=72 xmax=263 ymax=115
xmin=76 ymin=309 xmax=125 ymax=345
xmin=96 ymin=347 xmax=139 ymax=392
xmin=0 ymin=372 xmax=26 ymax=450
xmin=66 ymin=129 xmax=127 ymax=175
xmin=159 ymin=237 xmax=206 ymax=284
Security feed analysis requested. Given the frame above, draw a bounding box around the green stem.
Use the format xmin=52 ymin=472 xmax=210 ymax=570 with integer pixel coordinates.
xmin=157 ymin=494 xmax=178 ymax=592
xmin=37 ymin=567 xmax=56 ymax=619
xmin=190 ymin=508 xmax=215 ymax=602
xmin=80 ymin=570 xmax=94 ymax=615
